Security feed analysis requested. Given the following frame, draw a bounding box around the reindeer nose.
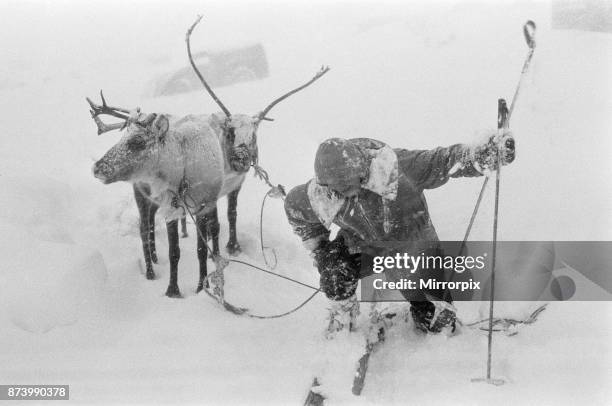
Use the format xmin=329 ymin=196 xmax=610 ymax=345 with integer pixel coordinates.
xmin=93 ymin=160 xmax=113 ymax=181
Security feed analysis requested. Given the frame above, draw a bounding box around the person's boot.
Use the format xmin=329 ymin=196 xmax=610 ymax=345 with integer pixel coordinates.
xmin=325 ymin=295 xmax=360 ymax=339
xmin=365 ymin=307 xmax=392 ymax=345
xmin=410 ymin=300 xmax=457 ymax=334
xmin=365 ymin=303 xmax=413 ymax=343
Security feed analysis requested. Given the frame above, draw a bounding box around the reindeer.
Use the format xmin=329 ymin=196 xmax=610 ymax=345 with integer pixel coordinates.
xmin=89 ymin=16 xmax=329 ymax=298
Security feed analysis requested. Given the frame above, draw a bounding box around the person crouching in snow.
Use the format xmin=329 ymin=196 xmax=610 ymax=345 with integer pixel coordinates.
xmin=284 ymin=134 xmax=515 ymax=337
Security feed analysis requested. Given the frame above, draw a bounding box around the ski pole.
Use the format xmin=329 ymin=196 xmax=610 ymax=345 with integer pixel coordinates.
xmin=459 ymin=21 xmax=536 ymax=250
xmin=488 ymin=99 xmax=508 ymax=377
xmin=472 ymin=98 xmax=508 ymax=386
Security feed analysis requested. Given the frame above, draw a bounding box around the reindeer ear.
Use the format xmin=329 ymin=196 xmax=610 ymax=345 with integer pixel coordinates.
xmin=153 ymin=115 xmax=170 ymax=142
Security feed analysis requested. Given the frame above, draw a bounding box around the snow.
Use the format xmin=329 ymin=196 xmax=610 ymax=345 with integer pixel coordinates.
xmin=0 ymin=224 xmax=107 ymax=333
xmin=0 ymin=176 xmax=108 ymax=333
xmin=0 ymin=0 xmax=610 ymax=405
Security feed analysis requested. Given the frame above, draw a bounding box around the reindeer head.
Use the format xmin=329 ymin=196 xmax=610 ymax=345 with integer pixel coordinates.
xmin=218 ymin=114 xmax=259 ymax=172
xmin=185 ymin=15 xmax=329 ymax=173
xmin=90 ymin=96 xmax=170 ymax=184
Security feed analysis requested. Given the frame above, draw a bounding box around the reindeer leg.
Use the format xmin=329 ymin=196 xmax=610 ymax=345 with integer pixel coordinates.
xmin=165 ymin=219 xmax=182 ymax=298
xmin=148 ymin=201 xmax=158 ymax=264
xmin=180 ymin=217 xmax=189 ymax=238
xmin=134 ymin=184 xmax=156 ymax=279
xmin=196 ymin=214 xmax=209 ymax=293
xmin=226 ymin=188 xmax=242 ymax=255
xmin=207 ymin=207 xmax=220 ymax=258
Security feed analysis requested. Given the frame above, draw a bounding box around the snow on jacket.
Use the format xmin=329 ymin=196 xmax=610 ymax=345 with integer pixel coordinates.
xmin=284 ymin=138 xmax=484 ymax=257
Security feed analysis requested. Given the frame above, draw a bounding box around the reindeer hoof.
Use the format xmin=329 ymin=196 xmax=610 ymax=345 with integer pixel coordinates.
xmin=181 ymin=232 xmax=189 ymax=238
xmin=165 ymin=286 xmax=182 ymax=298
xmin=146 ymin=270 xmax=156 ymax=280
xmin=226 ymin=242 xmax=242 ymax=256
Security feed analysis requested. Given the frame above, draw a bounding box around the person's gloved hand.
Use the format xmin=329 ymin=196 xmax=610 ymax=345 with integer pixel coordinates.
xmin=313 ymin=237 xmax=361 ymax=300
xmin=473 ymin=131 xmax=516 ymax=172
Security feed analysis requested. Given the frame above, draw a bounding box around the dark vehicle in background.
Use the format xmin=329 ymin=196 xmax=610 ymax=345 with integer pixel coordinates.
xmin=151 ymin=43 xmax=269 ymax=97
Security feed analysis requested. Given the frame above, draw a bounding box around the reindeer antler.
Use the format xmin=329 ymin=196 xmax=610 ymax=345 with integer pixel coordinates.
xmin=89 ymin=114 xmax=126 ymax=135
xmin=186 ymin=15 xmax=232 ymax=118
xmin=87 ymin=90 xmax=131 ymax=120
xmin=257 ymin=66 xmax=330 ymax=122
xmin=86 ymin=90 xmax=131 ymax=135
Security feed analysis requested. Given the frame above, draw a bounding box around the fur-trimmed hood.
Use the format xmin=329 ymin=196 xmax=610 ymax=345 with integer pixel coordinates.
xmin=307 ymin=138 xmax=399 ymax=228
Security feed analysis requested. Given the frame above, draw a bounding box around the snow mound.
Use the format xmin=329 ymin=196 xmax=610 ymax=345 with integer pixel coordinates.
xmin=0 ymin=175 xmax=108 ymax=333
xmin=0 ymin=221 xmax=108 ymax=333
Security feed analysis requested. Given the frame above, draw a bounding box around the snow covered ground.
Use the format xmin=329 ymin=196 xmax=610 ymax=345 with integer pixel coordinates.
xmin=0 ymin=0 xmax=610 ymax=404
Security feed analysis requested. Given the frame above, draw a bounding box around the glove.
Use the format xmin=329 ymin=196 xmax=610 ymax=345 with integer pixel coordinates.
xmin=313 ymin=236 xmax=361 ymax=300
xmin=473 ymin=131 xmax=515 ymax=172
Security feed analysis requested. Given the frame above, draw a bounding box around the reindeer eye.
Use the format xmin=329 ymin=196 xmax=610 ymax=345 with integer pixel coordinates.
xmin=127 ymin=135 xmax=147 ymax=151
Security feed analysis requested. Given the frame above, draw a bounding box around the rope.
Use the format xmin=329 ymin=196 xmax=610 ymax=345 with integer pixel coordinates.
xmin=253 ymin=163 xmax=287 ymax=270
xmin=252 ymin=163 xmax=286 ymax=199
xmin=259 ymin=191 xmax=278 ymax=269
xmin=200 ymin=263 xmax=321 ymax=319
xmin=227 ymin=258 xmax=319 ymax=291
xmin=247 ymin=289 xmax=321 ymax=319
xmin=175 ymin=185 xmax=320 ymax=320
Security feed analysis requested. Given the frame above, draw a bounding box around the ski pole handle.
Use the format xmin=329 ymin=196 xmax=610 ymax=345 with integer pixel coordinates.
xmin=497 ymin=99 xmax=509 ymax=130
xmin=523 ymin=20 xmax=536 ymax=49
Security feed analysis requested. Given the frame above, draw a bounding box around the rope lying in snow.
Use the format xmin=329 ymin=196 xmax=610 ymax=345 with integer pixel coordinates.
xmin=199 ymin=263 xmax=321 ymax=319
xmin=175 ymin=186 xmax=321 ymax=320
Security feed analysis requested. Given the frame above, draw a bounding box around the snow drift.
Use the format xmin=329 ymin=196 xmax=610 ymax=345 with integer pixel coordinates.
xmin=0 ymin=176 xmax=108 ymax=333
